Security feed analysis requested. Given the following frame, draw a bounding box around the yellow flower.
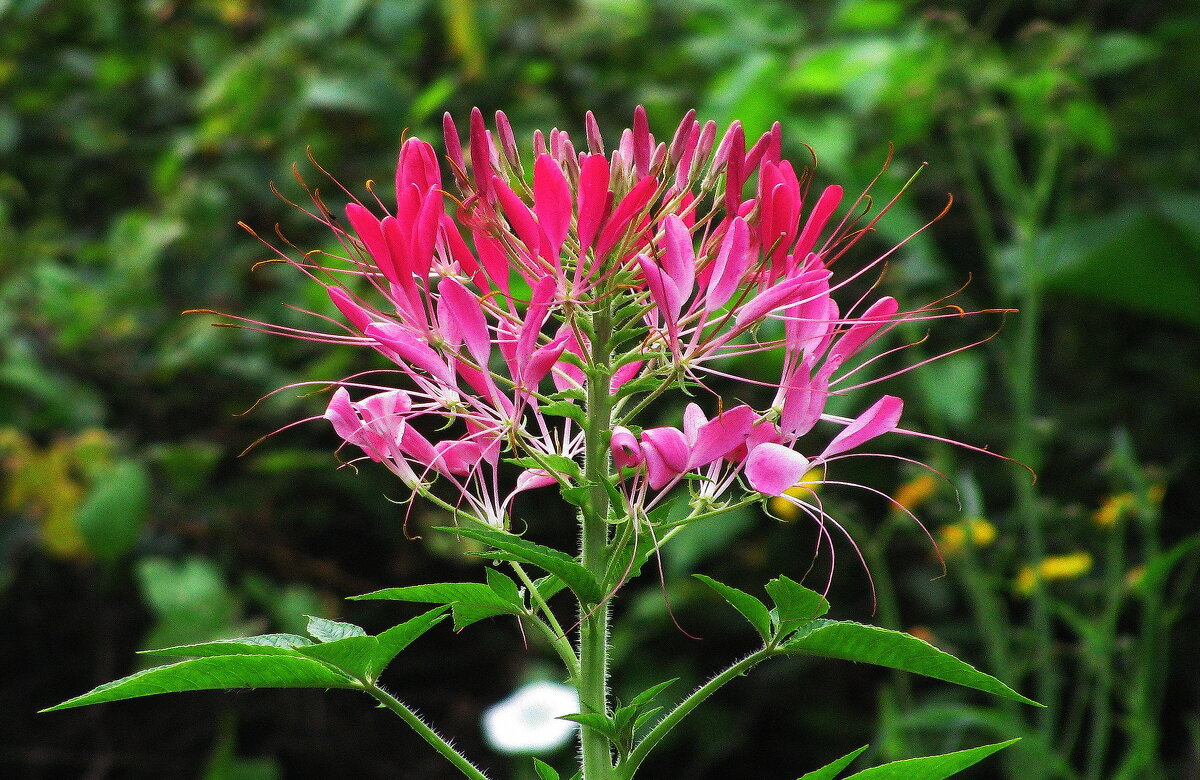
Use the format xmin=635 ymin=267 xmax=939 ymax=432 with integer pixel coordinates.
xmin=1015 ymin=551 xmax=1093 ymax=595
xmin=766 ymin=469 xmax=822 ymax=522
xmin=936 ymin=518 xmax=997 ymax=556
xmin=1093 ymin=492 xmax=1135 ymax=528
xmin=891 ymin=474 xmax=940 ymax=513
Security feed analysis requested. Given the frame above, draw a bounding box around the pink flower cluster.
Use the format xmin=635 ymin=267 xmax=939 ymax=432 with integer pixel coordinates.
xmin=243 ymin=107 xmax=959 ymax=530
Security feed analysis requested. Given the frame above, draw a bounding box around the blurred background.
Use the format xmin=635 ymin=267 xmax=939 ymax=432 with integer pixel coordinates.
xmin=2 ymin=0 xmax=1197 ymax=778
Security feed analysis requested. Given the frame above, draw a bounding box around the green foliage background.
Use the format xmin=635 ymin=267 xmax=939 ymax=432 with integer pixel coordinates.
xmin=2 ymin=0 xmax=1197 ymax=777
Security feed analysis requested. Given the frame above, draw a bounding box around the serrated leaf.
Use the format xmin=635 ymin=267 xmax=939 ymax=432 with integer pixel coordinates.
xmin=782 ymin=621 xmax=1037 ymax=706
xmin=797 ymin=744 xmax=869 ymax=780
xmin=42 ymin=655 xmax=356 ymax=711
xmin=140 ymin=634 xmax=313 ymax=658
xmin=539 ymin=400 xmax=586 ymax=424
xmin=632 ymin=706 xmax=663 ymax=733
xmin=451 ymin=602 xmax=517 ymax=631
xmin=438 ymin=526 xmax=604 ymax=603
xmin=297 ymin=635 xmax=379 ymax=680
xmin=508 ymin=454 xmax=581 ymax=479
xmin=765 ymin=575 xmax=830 ymax=626
xmin=351 ymin=582 xmax=518 ymax=611
xmin=485 ymin=567 xmax=524 ymax=607
xmin=559 ymin=712 xmax=620 ymax=742
xmin=374 ymin=607 xmax=450 ymax=671
xmin=841 ymin=738 xmax=1019 ymax=779
xmin=695 ymin=575 xmax=772 ymax=641
xmin=306 ymin=616 xmax=367 ymax=643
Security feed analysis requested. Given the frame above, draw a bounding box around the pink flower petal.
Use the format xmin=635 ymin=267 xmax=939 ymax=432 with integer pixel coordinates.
xmin=822 ymin=395 xmax=903 ymax=458
xmin=745 ymin=443 xmax=811 ymax=496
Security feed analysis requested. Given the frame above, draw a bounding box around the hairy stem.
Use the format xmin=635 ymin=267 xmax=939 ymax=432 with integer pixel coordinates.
xmin=580 ymin=300 xmax=616 ymax=779
xmin=366 ymin=683 xmax=492 ymax=780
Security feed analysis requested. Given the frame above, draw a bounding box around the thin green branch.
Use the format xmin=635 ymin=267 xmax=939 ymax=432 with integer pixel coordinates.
xmin=366 ymin=683 xmax=492 ymax=780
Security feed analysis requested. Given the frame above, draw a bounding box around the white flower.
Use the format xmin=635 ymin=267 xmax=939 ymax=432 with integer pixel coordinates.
xmin=481 ymin=680 xmax=580 ymax=755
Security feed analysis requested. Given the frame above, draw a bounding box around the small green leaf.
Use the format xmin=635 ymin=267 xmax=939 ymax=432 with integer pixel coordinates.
xmin=485 ymin=567 xmax=524 ymax=607
xmin=140 ymin=634 xmax=313 ymax=658
xmin=306 ymin=616 xmax=367 ymax=643
xmin=782 ymin=621 xmax=1037 ymax=706
xmin=559 ymin=712 xmax=620 ymax=742
xmin=439 ymin=526 xmax=604 ymax=603
xmin=42 ymin=655 xmax=356 ymax=712
xmin=765 ymin=575 xmax=830 ymax=635
xmin=797 ymin=744 xmax=869 ymax=780
xmin=628 ymin=678 xmax=678 ymax=709
xmin=841 ymin=739 xmax=1019 ymax=779
xmin=694 ymin=574 xmax=772 ymax=641
xmin=532 ymin=758 xmax=560 ymax=780
xmin=538 ymin=400 xmax=585 ymax=424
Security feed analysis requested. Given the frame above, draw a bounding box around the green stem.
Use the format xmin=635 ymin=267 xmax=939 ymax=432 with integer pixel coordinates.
xmin=617 ymin=648 xmax=774 ymax=779
xmin=366 ymin=683 xmax=492 ymax=780
xmin=1083 ymin=520 xmax=1125 ymax=780
xmin=510 ymin=561 xmax=581 ymax=679
xmin=580 ymin=301 xmax=616 ymax=779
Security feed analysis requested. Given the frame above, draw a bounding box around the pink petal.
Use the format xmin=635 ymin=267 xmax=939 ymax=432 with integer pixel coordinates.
xmin=745 ymin=443 xmax=811 ymax=496
xmin=576 ymin=154 xmax=610 ymax=254
xmin=794 ymin=184 xmax=843 ymax=259
xmin=327 ymin=286 xmax=374 ymax=333
xmin=660 ymin=214 xmax=695 ymax=304
xmin=704 ymin=217 xmax=751 ymax=312
xmin=825 ymin=296 xmax=898 ymax=371
xmin=437 ymin=277 xmax=491 ymax=365
xmin=688 ymin=404 xmax=756 ymax=469
xmin=533 ymin=154 xmax=572 ymax=257
xmin=822 ymin=395 xmax=903 ymax=458
xmin=611 ymin=426 xmax=644 ymax=470
xmin=641 ymin=427 xmax=690 ymax=489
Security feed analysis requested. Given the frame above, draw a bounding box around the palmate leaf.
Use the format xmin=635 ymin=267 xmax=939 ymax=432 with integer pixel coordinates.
xmin=40 ymin=655 xmax=358 ymax=712
xmin=782 ymin=621 xmax=1038 ymax=706
xmin=43 ymin=609 xmax=449 ymax=711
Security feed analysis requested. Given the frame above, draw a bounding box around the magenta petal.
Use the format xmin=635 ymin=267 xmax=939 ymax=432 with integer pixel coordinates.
xmin=577 ymin=154 xmax=610 ymax=254
xmin=794 ymin=184 xmax=843 ymax=258
xmin=437 ymin=277 xmax=491 ymax=365
xmin=745 ymin=443 xmax=811 ymax=496
xmin=688 ymin=404 xmax=756 ymax=469
xmin=327 ymin=286 xmax=374 ymax=333
xmin=533 ymin=154 xmax=572 ymax=257
xmin=661 ymin=214 xmax=695 ymax=303
xmin=641 ymin=426 xmax=690 ymax=489
xmin=825 ymin=296 xmax=898 ymax=370
xmin=610 ymin=426 xmax=644 ymax=470
xmin=514 ymin=468 xmax=557 ymax=495
xmin=704 ymin=217 xmax=751 ymax=312
xmin=822 ymin=395 xmax=903 ymax=458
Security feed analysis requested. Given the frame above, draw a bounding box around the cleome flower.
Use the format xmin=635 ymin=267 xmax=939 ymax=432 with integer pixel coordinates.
xmin=217 ymin=106 xmax=997 ymax=560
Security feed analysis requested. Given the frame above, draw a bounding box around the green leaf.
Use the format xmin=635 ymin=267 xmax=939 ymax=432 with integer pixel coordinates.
xmin=438 ymin=526 xmax=604 ymax=603
xmin=140 ymin=634 xmax=313 ymax=658
xmin=841 ymin=739 xmax=1019 ymax=779
xmin=559 ymin=712 xmax=620 ymax=742
xmin=765 ymin=575 xmax=830 ymax=635
xmin=796 ymin=744 xmax=869 ymax=780
xmin=76 ymin=459 xmax=150 ymax=561
xmin=297 ymin=636 xmax=379 ymax=680
xmin=538 ymin=400 xmax=585 ymax=425
xmin=694 ymin=574 xmax=772 ymax=641
xmin=374 ymin=607 xmax=450 ymax=668
xmin=42 ymin=655 xmax=356 ymax=712
xmin=306 ymin=616 xmax=367 ymax=643
xmin=627 ymin=678 xmax=678 ymax=709
xmin=782 ymin=621 xmax=1037 ymax=706
xmin=351 ymin=582 xmax=517 ymax=610
xmin=484 ymin=567 xmax=524 ymax=607
xmin=532 ymin=758 xmax=560 ymax=780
